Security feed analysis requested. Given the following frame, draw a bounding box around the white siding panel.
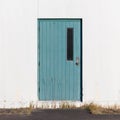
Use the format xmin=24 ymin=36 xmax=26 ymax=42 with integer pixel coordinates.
xmin=0 ymin=0 xmax=120 ymax=107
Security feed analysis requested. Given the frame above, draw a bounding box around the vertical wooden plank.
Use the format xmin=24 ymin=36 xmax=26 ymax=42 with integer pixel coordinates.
xmin=40 ymin=21 xmax=44 ymax=100
xmin=50 ymin=21 xmax=54 ymax=100
xmin=53 ymin=21 xmax=56 ymax=100
xmin=43 ymin=21 xmax=47 ymax=100
xmin=67 ymin=21 xmax=71 ymax=100
xmin=43 ymin=21 xmax=46 ymax=100
xmin=52 ymin=21 xmax=56 ymax=100
xmin=65 ymin=20 xmax=69 ymax=100
xmin=47 ymin=21 xmax=51 ymax=100
xmin=73 ymin=21 xmax=76 ymax=100
xmin=57 ymin=21 xmax=61 ymax=100
xmin=39 ymin=21 xmax=42 ymax=100
xmin=60 ymin=21 xmax=66 ymax=100
xmin=45 ymin=21 xmax=49 ymax=100
xmin=68 ymin=21 xmax=74 ymax=100
xmin=74 ymin=21 xmax=81 ymax=100
xmin=74 ymin=21 xmax=77 ymax=100
xmin=66 ymin=21 xmax=74 ymax=100
xmin=37 ymin=20 xmax=40 ymax=99
xmin=51 ymin=21 xmax=54 ymax=100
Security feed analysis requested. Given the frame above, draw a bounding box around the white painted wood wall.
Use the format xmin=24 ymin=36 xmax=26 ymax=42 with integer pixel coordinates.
xmin=0 ymin=0 xmax=120 ymax=107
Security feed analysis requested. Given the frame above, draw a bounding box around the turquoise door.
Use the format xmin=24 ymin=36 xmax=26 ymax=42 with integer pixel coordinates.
xmin=38 ymin=19 xmax=82 ymax=101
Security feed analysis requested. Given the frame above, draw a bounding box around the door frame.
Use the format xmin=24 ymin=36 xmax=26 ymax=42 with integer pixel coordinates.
xmin=37 ymin=18 xmax=83 ymax=101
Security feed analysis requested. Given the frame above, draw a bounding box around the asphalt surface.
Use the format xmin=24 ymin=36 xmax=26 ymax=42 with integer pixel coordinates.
xmin=0 ymin=109 xmax=120 ymax=120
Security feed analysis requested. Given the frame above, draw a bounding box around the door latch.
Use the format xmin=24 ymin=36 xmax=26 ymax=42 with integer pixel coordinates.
xmin=76 ymin=57 xmax=79 ymax=66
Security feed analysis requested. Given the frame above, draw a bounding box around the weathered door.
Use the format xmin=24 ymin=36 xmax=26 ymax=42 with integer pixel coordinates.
xmin=38 ymin=19 xmax=82 ymax=101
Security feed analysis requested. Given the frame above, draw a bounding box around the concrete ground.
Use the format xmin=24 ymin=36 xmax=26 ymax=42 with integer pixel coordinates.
xmin=0 ymin=109 xmax=120 ymax=120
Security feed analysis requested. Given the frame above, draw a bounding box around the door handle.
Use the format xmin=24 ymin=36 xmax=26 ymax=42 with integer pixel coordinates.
xmin=76 ymin=57 xmax=79 ymax=66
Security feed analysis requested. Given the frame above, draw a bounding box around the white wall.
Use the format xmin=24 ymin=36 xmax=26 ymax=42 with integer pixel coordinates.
xmin=0 ymin=0 xmax=37 ymax=104
xmin=0 ymin=0 xmax=120 ymax=107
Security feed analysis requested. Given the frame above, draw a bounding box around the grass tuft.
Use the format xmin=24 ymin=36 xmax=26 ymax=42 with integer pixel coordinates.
xmin=81 ymin=103 xmax=120 ymax=114
xmin=81 ymin=103 xmax=104 ymax=114
xmin=0 ymin=102 xmax=35 ymax=115
xmin=59 ymin=102 xmax=76 ymax=109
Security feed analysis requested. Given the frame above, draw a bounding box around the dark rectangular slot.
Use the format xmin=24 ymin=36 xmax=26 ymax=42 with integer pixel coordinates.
xmin=67 ymin=28 xmax=73 ymax=60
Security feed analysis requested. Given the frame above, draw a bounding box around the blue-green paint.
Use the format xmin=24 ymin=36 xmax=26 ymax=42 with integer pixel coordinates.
xmin=38 ymin=19 xmax=82 ymax=101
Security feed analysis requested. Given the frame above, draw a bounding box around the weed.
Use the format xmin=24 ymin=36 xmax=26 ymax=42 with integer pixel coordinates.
xmin=0 ymin=102 xmax=35 ymax=115
xmin=59 ymin=102 xmax=76 ymax=109
xmin=81 ymin=103 xmax=104 ymax=114
xmin=81 ymin=103 xmax=120 ymax=114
